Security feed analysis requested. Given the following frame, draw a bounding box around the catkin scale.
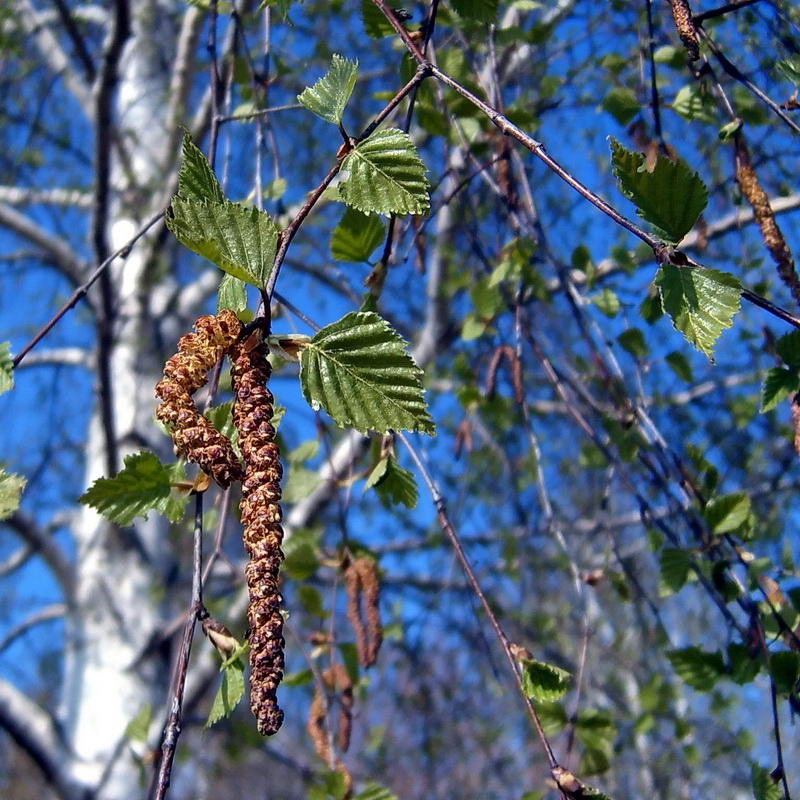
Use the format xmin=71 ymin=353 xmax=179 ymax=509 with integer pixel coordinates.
xmin=155 ymin=310 xmax=244 ymax=487
xmin=231 ymin=330 xmax=285 ymax=736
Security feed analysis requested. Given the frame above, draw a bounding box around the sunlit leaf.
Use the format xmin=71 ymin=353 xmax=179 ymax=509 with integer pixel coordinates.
xmin=298 ymin=54 xmax=359 ymax=126
xmin=452 ymin=0 xmax=498 ymax=23
xmin=205 ymin=661 xmax=245 ymax=727
xmin=339 ymin=128 xmax=430 ymax=216
xmin=751 ymin=762 xmax=783 ymax=800
xmin=79 ymin=452 xmax=188 ymax=525
xmin=667 ymin=647 xmax=725 ymax=691
xmin=217 ymin=274 xmax=248 ymax=313
xmin=520 ymin=658 xmax=571 ymax=703
xmin=372 ymin=456 xmax=418 ymax=509
xmin=610 ymin=138 xmax=708 ymax=243
xmin=0 ymin=341 xmax=13 ymax=395
xmin=0 ymin=468 xmax=26 ymax=521
xmin=299 ymin=311 xmax=435 ymax=435
xmin=704 ymin=492 xmax=751 ymax=535
xmin=168 ymin=198 xmax=280 ymax=289
xmin=760 ymin=367 xmax=799 ymax=412
xmin=177 ymin=133 xmax=225 ymax=204
xmin=655 ymin=264 xmax=741 ymax=360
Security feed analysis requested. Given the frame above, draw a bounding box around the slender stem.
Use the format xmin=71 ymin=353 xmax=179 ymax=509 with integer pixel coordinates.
xmin=13 ymin=210 xmax=165 ymax=368
xmin=397 ymin=433 xmax=560 ymax=770
xmin=770 ymin=678 xmax=792 ymax=800
xmin=644 ymin=0 xmax=665 ymax=146
xmin=207 ymin=0 xmax=222 ymax=170
xmin=693 ymin=0 xmax=763 ymax=24
xmin=151 ymin=492 xmax=204 ymax=800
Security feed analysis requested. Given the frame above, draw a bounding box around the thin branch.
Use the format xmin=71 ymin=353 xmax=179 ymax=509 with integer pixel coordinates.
xmin=693 ymin=0 xmax=764 ymax=25
xmin=0 ymin=604 xmax=66 ymax=655
xmin=15 ymin=347 xmax=93 ymax=369
xmin=0 ymin=202 xmax=88 ymax=287
xmin=0 ymin=186 xmax=93 ymax=208
xmin=698 ymin=27 xmax=800 ymax=136
xmin=51 ymin=0 xmax=96 ymax=82
xmin=216 ymin=103 xmax=302 ymax=123
xmin=397 ymin=433 xmax=561 ymax=769
xmin=12 ymin=209 xmax=164 ymax=368
xmin=151 ymin=492 xmax=204 ymax=800
xmin=770 ymin=677 xmax=792 ymax=800
xmin=4 ymin=512 xmax=74 ymax=600
xmin=0 ymin=678 xmax=84 ymax=800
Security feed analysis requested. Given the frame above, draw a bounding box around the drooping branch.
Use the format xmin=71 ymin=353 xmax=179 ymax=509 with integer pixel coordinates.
xmin=0 ymin=604 xmax=66 ymax=655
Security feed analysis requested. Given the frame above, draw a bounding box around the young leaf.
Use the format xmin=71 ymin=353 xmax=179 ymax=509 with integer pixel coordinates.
xmin=667 ymin=647 xmax=725 ymax=691
xmin=601 ymin=87 xmax=640 ymax=126
xmin=617 ymin=328 xmax=648 ymax=358
xmin=205 ymin=661 xmax=245 ymax=728
xmin=761 ymin=367 xmax=799 ymax=412
xmin=0 ymin=341 xmax=13 ymax=395
xmin=768 ymin=651 xmax=800 ymax=694
xmin=354 ymin=785 xmax=399 ymax=800
xmin=217 ymin=273 xmax=248 ymax=313
xmin=520 ymin=658 xmax=571 ymax=703
xmin=751 ymin=763 xmax=783 ymax=800
xmin=0 ymin=468 xmax=26 ymax=521
xmin=299 ymin=311 xmax=436 ymax=435
xmin=177 ymin=133 xmax=225 ymax=204
xmin=452 ymin=0 xmax=498 ymax=23
xmin=776 ymin=330 xmax=800 ymax=367
xmin=79 ymin=452 xmax=188 ymax=525
xmin=125 ymin=704 xmax=153 ymax=743
xmin=205 ymin=402 xmax=241 ymax=458
xmin=297 ymin=54 xmax=359 ymax=126
xmin=660 ymin=547 xmax=692 ymax=596
xmin=610 ymin=138 xmax=708 ymax=243
xmin=704 ymin=492 xmax=751 ymax=535
xmin=339 ymin=128 xmax=430 ymax=216
xmin=655 ymin=264 xmax=742 ymax=360
xmin=672 ymin=85 xmax=717 ymax=126
xmin=167 ymin=198 xmax=280 ymax=289
xmin=331 ymin=207 xmax=386 ymax=262
xmin=373 ymin=456 xmax=418 ymax=509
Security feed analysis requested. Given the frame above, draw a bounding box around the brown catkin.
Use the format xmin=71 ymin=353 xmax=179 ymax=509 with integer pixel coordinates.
xmin=307 ymin=689 xmax=331 ymax=764
xmin=155 ymin=310 xmax=243 ymax=487
xmin=345 ymin=557 xmax=383 ymax=668
xmin=792 ymin=395 xmax=800 ymax=459
xmin=323 ymin=663 xmax=354 ymax=753
xmin=735 ymin=139 xmax=800 ymax=305
xmin=231 ymin=329 xmax=285 ymax=736
xmin=668 ymin=0 xmax=700 ymax=62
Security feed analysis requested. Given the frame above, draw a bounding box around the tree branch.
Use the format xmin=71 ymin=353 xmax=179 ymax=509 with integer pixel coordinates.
xmin=0 ymin=186 xmax=93 ymax=208
xmin=0 ymin=678 xmax=85 ymax=800
xmin=0 ymin=604 xmax=66 ymax=655
xmin=0 ymin=202 xmax=88 ymax=287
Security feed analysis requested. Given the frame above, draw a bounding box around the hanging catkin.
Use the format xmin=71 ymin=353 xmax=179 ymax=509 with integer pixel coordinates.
xmin=231 ymin=328 xmax=285 ymax=736
xmin=735 ymin=138 xmax=800 ymax=306
xmin=155 ymin=310 xmax=243 ymax=487
xmin=345 ymin=557 xmax=383 ymax=668
xmin=668 ymin=0 xmax=700 ymax=62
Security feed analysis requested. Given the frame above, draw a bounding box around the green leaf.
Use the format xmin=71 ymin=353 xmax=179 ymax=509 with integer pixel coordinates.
xmin=373 ymin=456 xmax=418 ymax=509
xmin=217 ymin=274 xmax=248 ymax=313
xmin=591 ymin=289 xmax=620 ymax=318
xmin=361 ymin=0 xmax=406 ymax=37
xmin=610 ymin=138 xmax=708 ymax=243
xmin=205 ymin=661 xmax=245 ymax=728
xmin=297 ymin=585 xmax=327 ymax=617
xmin=167 ymin=198 xmax=280 ymax=289
xmin=769 ymin=651 xmax=800 ymax=694
xmin=0 ymin=341 xmax=13 ymax=395
xmin=727 ymin=642 xmax=760 ymax=684
xmin=777 ymin=330 xmax=800 ymax=367
xmin=283 ymin=668 xmax=314 ymax=687
xmin=79 ymin=452 xmax=188 ymax=525
xmin=660 ymin=548 xmax=692 ymax=596
xmin=672 ymin=85 xmax=717 ymax=125
xmin=452 ymin=0 xmax=498 ymax=23
xmin=283 ymin=543 xmax=319 ymax=580
xmin=665 ymin=351 xmax=693 ymax=382
xmin=365 ymin=456 xmax=389 ymax=490
xmin=0 ymin=468 xmax=25 ymax=521
xmin=776 ymin=56 xmax=800 ymax=86
xmin=354 ymin=784 xmax=399 ymax=800
xmin=298 ymin=54 xmax=359 ymax=126
xmin=667 ymin=647 xmax=725 ymax=691
xmin=704 ymin=492 xmax=751 ymax=535
xmin=601 ymin=87 xmax=640 ymax=125
xmin=176 ymin=133 xmax=225 ymax=204
xmin=125 ymin=704 xmax=152 ymax=742
xmin=655 ymin=264 xmax=742 ymax=360
xmin=339 ymin=128 xmax=430 ymax=216
xmin=617 ymin=328 xmax=649 ymax=358
xmin=520 ymin=658 xmax=571 ymax=703
xmin=751 ymin=762 xmax=783 ymax=800
xmin=283 ymin=466 xmax=322 ymax=503
xmin=718 ymin=119 xmax=743 ymax=143
xmin=331 ymin=207 xmax=386 ymax=262
xmin=761 ymin=367 xmax=799 ymax=412
xmin=299 ymin=311 xmax=435 ymax=435
xmin=205 ymin=402 xmax=241 ymax=458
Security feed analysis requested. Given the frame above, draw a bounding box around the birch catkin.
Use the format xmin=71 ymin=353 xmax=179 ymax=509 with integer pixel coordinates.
xmin=668 ymin=0 xmax=700 ymax=62
xmin=735 ymin=139 xmax=800 ymax=305
xmin=155 ymin=310 xmax=243 ymax=487
xmin=231 ymin=329 xmax=285 ymax=736
xmin=345 ymin=557 xmax=383 ymax=668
